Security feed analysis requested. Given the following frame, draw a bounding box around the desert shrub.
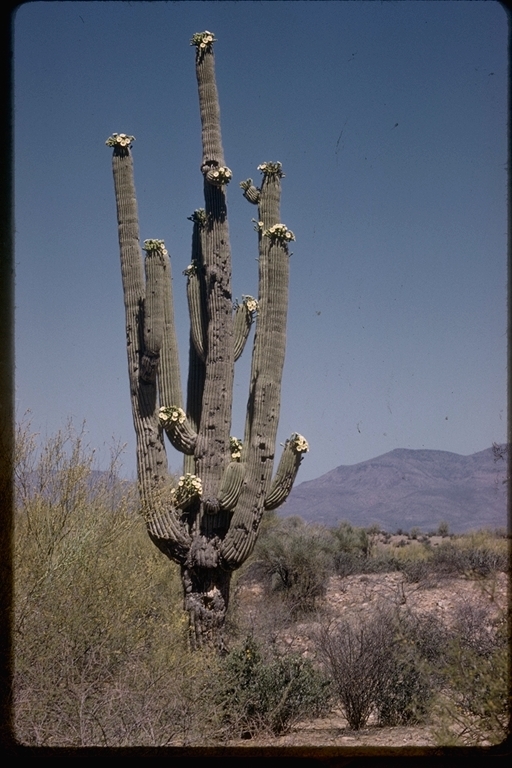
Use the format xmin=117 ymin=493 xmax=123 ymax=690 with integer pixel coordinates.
xmin=13 ymin=419 xmax=221 ymax=746
xmin=400 ymin=558 xmax=433 ymax=583
xmin=431 ymin=533 xmax=509 ymax=579
xmin=390 ymin=542 xmax=434 ymax=583
xmin=331 ymin=521 xmax=370 ymax=576
xmin=433 ymin=637 xmax=509 ymax=745
xmin=431 ymin=603 xmax=509 ymax=746
xmin=455 ymin=530 xmax=509 ymax=576
xmin=254 ymin=517 xmax=335 ymax=616
xmin=374 ymin=650 xmax=432 ymax=726
xmin=401 ymin=611 xmax=450 ymax=666
xmin=215 ymin=635 xmax=332 ymax=739
xmin=452 ymin=601 xmax=505 ymax=657
xmin=430 ymin=541 xmax=466 ymax=576
xmin=364 ymin=610 xmax=434 ymax=727
xmin=361 ymin=550 xmax=401 ymax=574
xmin=316 ymin=613 xmax=386 ymax=729
xmin=332 ymin=521 xmax=370 ymax=556
xmin=317 ymin=609 xmax=435 ymax=730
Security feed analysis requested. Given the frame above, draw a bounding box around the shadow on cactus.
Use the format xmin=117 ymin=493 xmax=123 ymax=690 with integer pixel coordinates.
xmin=106 ymin=33 xmax=308 ymax=651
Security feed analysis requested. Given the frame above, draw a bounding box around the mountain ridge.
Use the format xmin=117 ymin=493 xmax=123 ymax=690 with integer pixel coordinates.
xmin=279 ymin=447 xmax=508 ymax=533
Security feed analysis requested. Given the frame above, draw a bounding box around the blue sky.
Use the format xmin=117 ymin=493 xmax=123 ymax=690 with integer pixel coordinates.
xmin=14 ymin=1 xmax=508 ymax=483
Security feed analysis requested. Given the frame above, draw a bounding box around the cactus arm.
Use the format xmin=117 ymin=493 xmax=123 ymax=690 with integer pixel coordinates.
xmin=184 ymin=209 xmax=208 ymax=361
xmin=221 ymin=163 xmax=292 ymax=566
xmin=156 ymin=244 xmax=185 ymax=412
xmin=159 ymin=406 xmax=197 ymax=455
xmin=233 ymin=302 xmax=251 ymax=361
xmin=233 ymin=296 xmax=258 ymax=361
xmin=192 ymin=34 xmax=235 ymax=511
xmin=192 ymin=31 xmax=224 ymax=169
xmin=240 ymin=178 xmax=260 ymax=205
xmin=108 ymin=134 xmax=190 ymax=553
xmin=183 ymin=210 xmax=208 ymax=474
xmin=217 ymin=460 xmax=245 ymax=510
xmin=109 ymin=136 xmax=166 ymax=495
xmin=184 ymin=341 xmax=205 ymax=476
xmin=185 ymin=265 xmax=206 ymax=361
xmin=141 ymin=242 xmax=198 ymax=457
xmin=140 ymin=240 xmax=166 ymax=383
xmin=264 ymin=433 xmax=309 ymax=510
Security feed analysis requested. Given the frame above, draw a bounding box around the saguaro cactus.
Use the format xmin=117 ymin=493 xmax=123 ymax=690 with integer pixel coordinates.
xmin=107 ymin=32 xmax=308 ymax=649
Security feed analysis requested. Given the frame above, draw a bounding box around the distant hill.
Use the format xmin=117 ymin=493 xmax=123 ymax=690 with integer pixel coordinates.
xmin=278 ymin=448 xmax=509 ymax=533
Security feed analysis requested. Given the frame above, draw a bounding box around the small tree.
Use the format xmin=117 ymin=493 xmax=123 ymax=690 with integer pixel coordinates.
xmin=106 ymin=33 xmax=307 ymax=649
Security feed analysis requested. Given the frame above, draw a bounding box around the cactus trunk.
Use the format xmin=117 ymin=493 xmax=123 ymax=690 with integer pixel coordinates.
xmin=107 ymin=34 xmax=308 ymax=649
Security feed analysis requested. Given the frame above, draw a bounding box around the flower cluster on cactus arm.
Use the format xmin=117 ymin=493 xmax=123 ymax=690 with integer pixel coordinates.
xmin=171 ymin=473 xmax=203 ymax=507
xmin=252 ymin=219 xmax=264 ymax=233
xmin=205 ymin=166 xmax=232 ymax=185
xmin=263 ymin=223 xmax=295 ymax=243
xmin=105 ymin=133 xmax=135 ymax=148
xmin=190 ymin=31 xmax=216 ymax=50
xmin=187 ymin=208 xmax=208 ymax=226
xmin=183 ymin=261 xmax=198 ymax=277
xmin=240 ymin=178 xmax=253 ymax=191
xmin=230 ymin=436 xmax=243 ymax=461
xmin=243 ymin=295 xmax=259 ymax=315
xmin=289 ymin=433 xmax=309 ymax=453
xmin=257 ymin=161 xmax=285 ymax=178
xmin=159 ymin=406 xmax=186 ymax=426
xmin=143 ymin=239 xmax=167 ymax=254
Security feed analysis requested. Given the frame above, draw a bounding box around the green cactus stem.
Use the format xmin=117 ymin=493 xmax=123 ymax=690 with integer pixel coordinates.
xmin=158 ymin=406 xmax=198 ymax=455
xmin=108 ymin=35 xmax=307 ymax=650
xmin=240 ymin=178 xmax=260 ymax=205
xmin=220 ymin=162 xmax=294 ymax=568
xmin=185 ymin=261 xmax=207 ymax=361
xmin=217 ymin=460 xmax=245 ymax=511
xmin=109 ymin=138 xmax=190 ymax=561
xmin=140 ymin=240 xmax=166 ymax=383
xmin=264 ymin=433 xmax=309 ymax=510
xmin=184 ymin=210 xmax=208 ymax=476
xmin=192 ymin=32 xmax=235 ymax=515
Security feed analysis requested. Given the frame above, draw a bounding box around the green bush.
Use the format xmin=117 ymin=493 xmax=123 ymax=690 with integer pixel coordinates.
xmin=433 ymin=638 xmax=509 ymax=745
xmin=431 ymin=537 xmax=508 ymax=578
xmin=374 ymin=653 xmax=431 ymax=726
xmin=331 ymin=521 xmax=370 ymax=576
xmin=216 ymin=635 xmax=332 ymax=738
xmin=254 ymin=518 xmax=335 ymax=616
xmin=362 ymin=550 xmax=401 ymax=574
xmin=372 ymin=614 xmax=434 ymax=726
xmin=13 ymin=419 xmax=220 ymax=746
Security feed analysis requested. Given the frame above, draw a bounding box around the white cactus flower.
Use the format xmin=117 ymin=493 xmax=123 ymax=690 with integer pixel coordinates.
xmin=290 ymin=433 xmax=309 ymax=453
xmin=230 ymin=436 xmax=243 ymax=460
xmin=159 ymin=406 xmax=186 ymax=425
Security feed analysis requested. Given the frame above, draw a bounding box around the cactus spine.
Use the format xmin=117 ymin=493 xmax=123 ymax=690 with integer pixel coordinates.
xmin=107 ymin=35 xmax=308 ymax=649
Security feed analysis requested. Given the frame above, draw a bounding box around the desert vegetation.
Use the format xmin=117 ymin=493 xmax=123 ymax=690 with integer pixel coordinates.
xmin=13 ymin=419 xmax=510 ymax=747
